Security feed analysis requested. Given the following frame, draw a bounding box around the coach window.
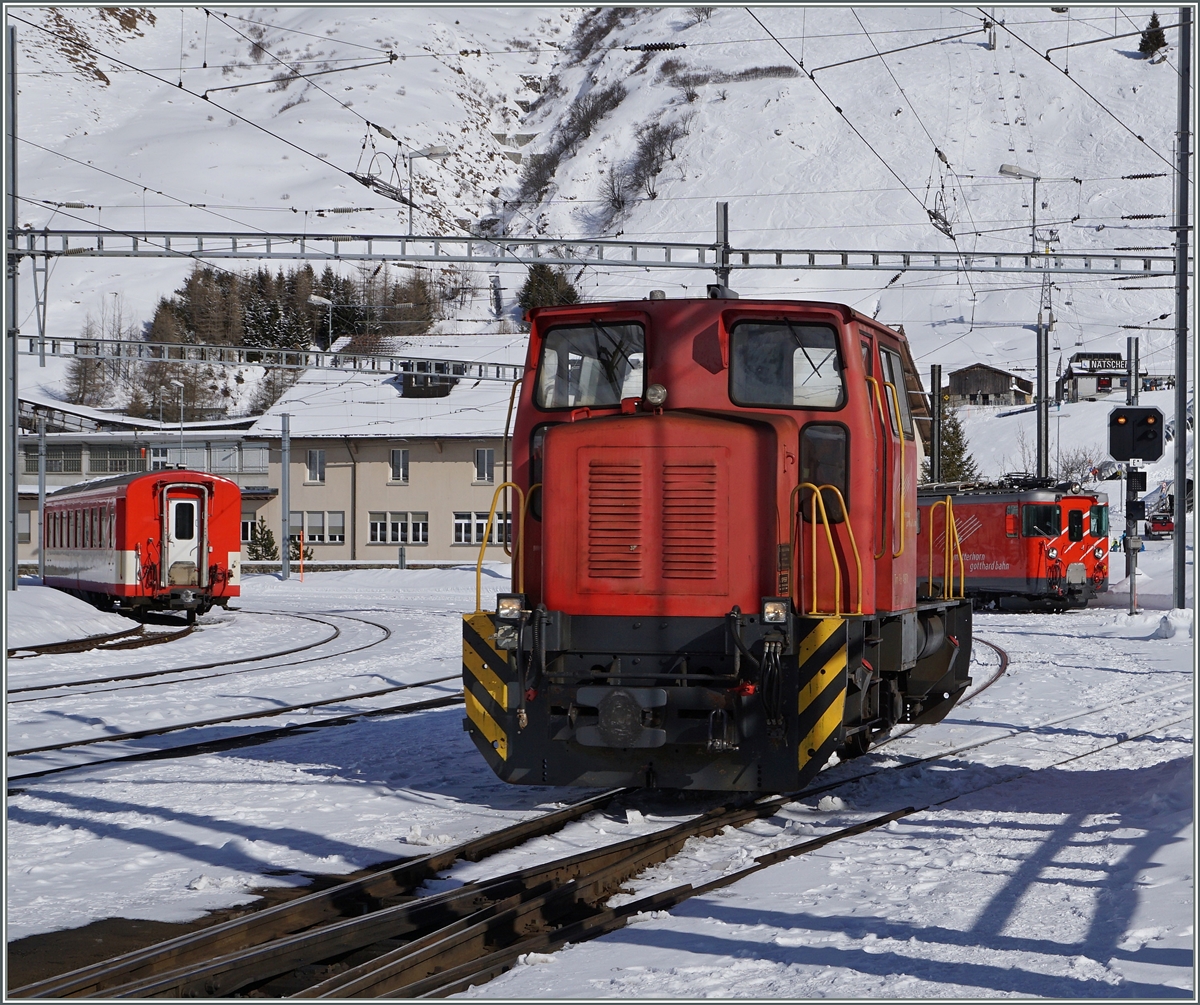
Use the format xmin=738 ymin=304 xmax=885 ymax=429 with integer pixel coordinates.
xmin=536 ymin=322 xmax=645 ymax=409
xmin=730 ymin=321 xmax=844 ymax=408
xmin=799 ymin=424 xmax=849 ymax=522
xmin=174 ymin=503 xmax=195 ymax=541
xmin=1089 ymin=504 xmax=1109 ymax=537
xmin=1022 ymin=504 xmax=1061 ymax=537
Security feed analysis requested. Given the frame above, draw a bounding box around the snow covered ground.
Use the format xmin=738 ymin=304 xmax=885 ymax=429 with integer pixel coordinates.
xmin=5 ymin=586 xmax=136 ymax=650
xmin=5 ymin=569 xmax=1193 ymax=998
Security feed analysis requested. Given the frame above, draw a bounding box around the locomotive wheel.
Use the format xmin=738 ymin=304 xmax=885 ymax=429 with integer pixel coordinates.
xmin=837 ymin=730 xmax=871 ymax=760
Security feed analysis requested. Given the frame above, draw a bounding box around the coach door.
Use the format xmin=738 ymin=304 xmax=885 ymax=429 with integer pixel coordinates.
xmin=166 ymin=496 xmax=201 ymax=586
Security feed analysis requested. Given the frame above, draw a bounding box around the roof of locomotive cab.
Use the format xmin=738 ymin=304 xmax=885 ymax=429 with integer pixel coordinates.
xmin=526 ymin=297 xmax=898 ymax=336
xmin=47 ymin=469 xmax=240 ymax=500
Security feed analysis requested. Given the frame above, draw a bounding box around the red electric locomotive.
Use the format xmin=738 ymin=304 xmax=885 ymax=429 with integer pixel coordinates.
xmin=42 ymin=470 xmax=242 ymax=621
xmin=463 ymin=295 xmax=972 ymax=792
xmin=916 ymin=478 xmax=1109 ymax=611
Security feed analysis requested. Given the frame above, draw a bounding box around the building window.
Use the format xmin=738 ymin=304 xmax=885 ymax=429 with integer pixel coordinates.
xmin=17 ymin=510 xmax=30 ymax=544
xmin=306 ymin=511 xmax=325 ymax=543
xmin=390 ymin=511 xmax=408 ymax=543
xmin=475 ymin=448 xmax=495 ymax=483
xmin=241 ymin=513 xmax=257 ymax=543
xmin=288 ymin=510 xmax=303 ymax=542
xmin=328 ymin=511 xmax=345 ymax=544
xmin=454 ymin=512 xmax=472 ymax=544
xmin=23 ymin=445 xmax=83 ymax=474
xmin=88 ymin=446 xmax=146 ymax=474
xmin=410 ymin=512 xmax=428 ymax=544
xmin=369 ymin=511 xmax=388 ymax=543
xmin=390 ymin=448 xmax=409 ymax=483
xmin=211 ymin=443 xmax=239 ymax=473
xmin=306 ymin=449 xmax=326 ymax=483
xmin=459 ymin=511 xmax=508 ymax=545
xmin=242 ymin=443 xmax=269 ymax=473
xmin=150 ymin=447 xmax=171 ymax=471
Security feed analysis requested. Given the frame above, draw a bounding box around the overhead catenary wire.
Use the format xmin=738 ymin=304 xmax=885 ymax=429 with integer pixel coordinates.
xmin=977 ymin=8 xmax=1174 ymax=169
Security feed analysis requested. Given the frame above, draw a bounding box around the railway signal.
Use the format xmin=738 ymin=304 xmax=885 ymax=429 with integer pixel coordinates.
xmin=1107 ymin=406 xmax=1164 ymax=462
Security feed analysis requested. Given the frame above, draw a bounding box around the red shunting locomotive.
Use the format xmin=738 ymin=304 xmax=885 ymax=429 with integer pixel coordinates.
xmin=917 ymin=479 xmax=1109 ymax=610
xmin=42 ymin=470 xmax=242 ymax=620
xmin=463 ymin=296 xmax=973 ymax=792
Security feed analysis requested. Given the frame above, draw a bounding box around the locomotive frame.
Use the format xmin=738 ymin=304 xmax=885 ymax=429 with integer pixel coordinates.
xmin=42 ymin=469 xmax=242 ymax=620
xmin=463 ymin=296 xmax=972 ymax=792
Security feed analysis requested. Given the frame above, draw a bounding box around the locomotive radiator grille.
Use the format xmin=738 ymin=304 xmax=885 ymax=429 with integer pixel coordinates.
xmin=662 ymin=461 xmax=718 ymax=579
xmin=587 ymin=461 xmax=643 ymax=578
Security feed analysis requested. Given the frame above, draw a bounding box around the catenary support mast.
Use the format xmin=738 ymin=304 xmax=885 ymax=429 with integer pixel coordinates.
xmin=1173 ymin=6 xmax=1191 ymax=611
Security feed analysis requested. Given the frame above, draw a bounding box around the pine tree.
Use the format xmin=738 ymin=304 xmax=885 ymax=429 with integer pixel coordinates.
xmin=517 ymin=264 xmax=581 ymax=310
xmin=939 ymin=407 xmax=980 ymax=482
xmin=247 ymin=518 xmax=279 ymax=561
xmin=1139 ymin=12 xmax=1167 ymax=56
xmin=289 ymin=536 xmax=314 ymax=562
xmin=923 ymin=398 xmax=980 ymax=482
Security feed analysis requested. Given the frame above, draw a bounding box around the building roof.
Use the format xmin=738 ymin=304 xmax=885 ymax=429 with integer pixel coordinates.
xmin=247 ymin=334 xmax=528 ymax=439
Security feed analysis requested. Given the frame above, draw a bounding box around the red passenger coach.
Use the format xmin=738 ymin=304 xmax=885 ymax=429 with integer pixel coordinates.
xmin=917 ymin=479 xmax=1109 ymax=610
xmin=43 ymin=470 xmax=241 ymax=620
xmin=463 ymin=295 xmax=973 ymax=792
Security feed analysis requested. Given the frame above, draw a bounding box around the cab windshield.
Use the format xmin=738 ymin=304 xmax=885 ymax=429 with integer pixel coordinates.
xmin=730 ymin=321 xmax=844 ymax=408
xmin=535 ymin=322 xmax=645 ymax=409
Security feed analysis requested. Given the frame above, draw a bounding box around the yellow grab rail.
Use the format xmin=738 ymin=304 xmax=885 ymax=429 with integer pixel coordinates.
xmin=500 ymin=378 xmax=522 ymax=558
xmin=947 ymin=496 xmax=965 ymax=598
xmin=884 ymin=380 xmax=907 ymax=558
xmin=475 ymin=481 xmax=526 ymax=614
xmin=789 ymin=482 xmax=862 ymax=616
xmin=926 ymin=495 xmax=966 ymax=600
xmin=864 ymin=377 xmax=890 ymax=560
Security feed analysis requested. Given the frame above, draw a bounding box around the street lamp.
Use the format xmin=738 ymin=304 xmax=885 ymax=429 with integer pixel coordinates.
xmin=406 ymin=145 xmax=449 ymax=236
xmin=169 ymin=379 xmax=185 ymax=466
xmin=998 ymin=163 xmax=1041 ymax=254
xmin=307 ymin=293 xmax=333 ymax=349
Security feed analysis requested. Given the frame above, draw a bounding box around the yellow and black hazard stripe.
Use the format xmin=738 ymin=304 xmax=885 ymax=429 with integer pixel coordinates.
xmin=462 ymin=613 xmax=513 ymax=761
xmin=795 ymin=617 xmax=848 ymax=776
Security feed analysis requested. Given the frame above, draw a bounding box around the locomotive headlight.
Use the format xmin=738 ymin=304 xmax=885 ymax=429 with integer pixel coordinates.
xmin=496 ymin=594 xmax=525 ymax=620
xmin=644 ymin=383 xmax=668 ymax=407
xmin=1094 ymin=544 xmax=1106 ymax=560
xmin=761 ymin=598 xmax=789 ymax=623
xmin=1046 ymin=547 xmax=1059 ymax=560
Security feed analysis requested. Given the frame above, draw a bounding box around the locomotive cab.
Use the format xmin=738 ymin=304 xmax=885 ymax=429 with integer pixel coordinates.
xmin=463 ymin=297 xmax=972 ymax=791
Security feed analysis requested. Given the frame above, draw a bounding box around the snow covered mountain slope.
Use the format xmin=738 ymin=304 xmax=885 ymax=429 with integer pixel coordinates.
xmin=10 ymin=7 xmax=1191 ymax=449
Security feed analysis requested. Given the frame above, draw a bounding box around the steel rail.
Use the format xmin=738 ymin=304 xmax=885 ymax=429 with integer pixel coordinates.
xmin=8 ymin=789 xmax=632 ymax=999
xmin=7 ymin=624 xmax=145 ymax=657
xmin=5 ymin=692 xmax=466 ymax=787
xmin=7 ymin=672 xmax=459 ymax=758
xmin=7 ymin=611 xmax=345 ymax=697
xmin=414 ymin=711 xmax=1192 ymax=999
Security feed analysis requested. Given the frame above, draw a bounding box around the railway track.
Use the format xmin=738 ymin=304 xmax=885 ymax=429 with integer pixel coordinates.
xmin=6 ymin=611 xmax=348 ymax=697
xmin=11 ymin=658 xmax=1190 ymax=999
xmin=6 ymin=625 xmax=193 ymax=659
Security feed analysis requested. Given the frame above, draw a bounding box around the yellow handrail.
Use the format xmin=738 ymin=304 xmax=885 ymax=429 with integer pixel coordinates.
xmin=500 ymin=378 xmax=522 ymax=558
xmin=884 ymin=381 xmax=906 ymax=558
xmin=790 ymin=482 xmax=844 ymax=616
xmin=475 ymin=481 xmax=526 ymax=614
xmin=864 ymin=377 xmax=890 ymax=560
xmin=821 ymin=484 xmax=863 ymax=614
xmin=926 ymin=495 xmax=966 ymax=600
xmin=947 ymin=496 xmax=966 ymax=598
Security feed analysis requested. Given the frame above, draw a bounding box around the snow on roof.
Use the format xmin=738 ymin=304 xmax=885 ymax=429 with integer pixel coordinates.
xmin=248 ymin=334 xmax=529 ymax=439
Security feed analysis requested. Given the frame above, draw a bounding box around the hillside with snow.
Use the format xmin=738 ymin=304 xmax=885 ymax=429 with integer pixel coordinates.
xmin=9 ymin=5 xmax=1192 ymax=471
